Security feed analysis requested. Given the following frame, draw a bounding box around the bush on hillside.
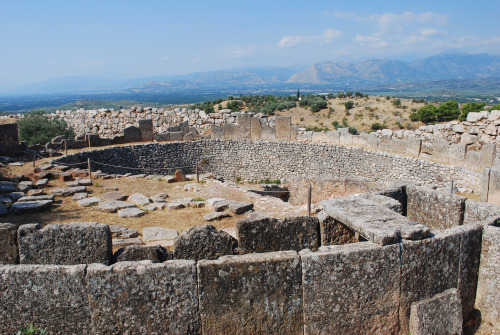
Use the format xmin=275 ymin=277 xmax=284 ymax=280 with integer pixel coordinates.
xmin=17 ymin=110 xmax=74 ymax=145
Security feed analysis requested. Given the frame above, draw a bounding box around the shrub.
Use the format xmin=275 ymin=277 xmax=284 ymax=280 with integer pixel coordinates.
xmin=435 ymin=100 xmax=460 ymax=122
xmin=371 ymin=123 xmax=385 ymax=131
xmin=348 ymin=126 xmax=357 ymax=135
xmin=17 ymin=110 xmax=74 ymax=146
xmin=417 ymin=104 xmax=438 ymax=123
xmin=344 ymin=100 xmax=354 ymax=110
xmin=460 ymin=102 xmax=486 ymax=121
xmin=409 ymin=112 xmax=419 ymax=122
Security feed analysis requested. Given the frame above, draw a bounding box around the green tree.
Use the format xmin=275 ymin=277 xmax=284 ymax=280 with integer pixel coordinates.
xmin=345 ymin=91 xmax=353 ymax=98
xmin=337 ymin=92 xmax=345 ymax=99
xmin=371 ymin=123 xmax=385 ymax=131
xmin=344 ymin=100 xmax=354 ymax=110
xmin=392 ymin=98 xmax=401 ymax=107
xmin=296 ymin=89 xmax=300 ymax=99
xmin=417 ymin=104 xmax=438 ymax=123
xmin=459 ymin=102 xmax=486 ymax=121
xmin=489 ymin=103 xmax=500 ymax=111
xmin=436 ymin=100 xmax=460 ymax=122
xmin=354 ymin=91 xmax=364 ymax=98
xmin=409 ymin=112 xmax=419 ymax=122
xmin=17 ymin=110 xmax=74 ymax=146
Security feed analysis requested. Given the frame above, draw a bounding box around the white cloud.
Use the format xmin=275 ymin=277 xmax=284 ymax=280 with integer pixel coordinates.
xmin=278 ymin=29 xmax=343 ymax=48
xmin=354 ymin=34 xmax=389 ymax=48
xmin=370 ymin=11 xmax=448 ymax=30
xmin=323 ymin=10 xmax=365 ymax=22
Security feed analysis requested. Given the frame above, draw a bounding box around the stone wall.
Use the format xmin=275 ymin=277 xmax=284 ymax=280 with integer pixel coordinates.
xmin=1 ymin=218 xmax=497 ymax=333
xmin=53 ymin=140 xmax=483 ymax=192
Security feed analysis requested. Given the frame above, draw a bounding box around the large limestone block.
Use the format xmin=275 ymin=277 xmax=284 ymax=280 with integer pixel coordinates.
xmin=0 ymin=264 xmax=91 ymax=334
xmin=12 ymin=200 xmax=53 ymax=214
xmin=464 ymin=199 xmax=500 ymax=224
xmin=409 ymin=288 xmax=463 ymax=335
xmin=237 ymin=114 xmax=251 ymax=139
xmin=223 ymin=124 xmax=240 ymax=140
xmin=173 ymin=224 xmax=237 ymax=260
xmin=325 ymin=130 xmax=340 ymax=145
xmin=0 ymin=223 xmax=18 ymax=264
xmin=276 ymin=116 xmax=291 ymax=141
xmin=261 ymin=125 xmax=276 ymax=140
xmin=86 ymin=260 xmax=201 ymax=334
xmin=406 ymin=137 xmax=422 ymax=157
xmin=407 ymin=186 xmax=466 ymax=230
xmin=123 ymin=126 xmax=141 ymax=142
xmin=432 ymin=138 xmax=450 ymax=164
xmin=112 ymin=245 xmax=172 ymax=263
xmin=316 ymin=210 xmax=359 ymax=246
xmin=449 ymin=143 xmax=466 ymax=166
xmin=464 ymin=150 xmax=482 ymax=172
xmin=197 ymin=251 xmax=303 ymax=335
xmin=250 ymin=117 xmax=262 ymax=140
xmin=18 ymin=222 xmax=112 ymax=265
xmin=138 ymin=119 xmax=153 ymax=141
xmin=236 ymin=216 xmax=320 ymax=254
xmin=480 ymin=143 xmax=496 ymax=169
xmin=210 ymin=125 xmax=224 ymax=139
xmin=400 ymin=232 xmax=461 ymax=334
xmin=475 ymin=226 xmax=500 ymax=333
xmin=300 ymin=243 xmax=400 ymax=334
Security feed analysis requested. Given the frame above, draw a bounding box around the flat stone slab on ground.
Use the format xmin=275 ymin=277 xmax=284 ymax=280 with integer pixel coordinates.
xmin=206 ymin=198 xmax=226 ymax=210
xmin=77 ymin=196 xmax=102 ymax=207
xmin=0 ymin=197 xmax=12 ymax=205
xmin=27 ymin=189 xmax=43 ymax=196
xmin=228 ymin=201 xmax=254 ymax=215
xmin=35 ymin=178 xmax=49 ymax=188
xmin=109 ymin=225 xmax=138 ymax=239
xmin=213 ymin=199 xmax=236 ymax=212
xmin=127 ymin=193 xmax=151 ymax=206
xmin=93 ymin=201 xmax=136 ymax=213
xmin=12 ymin=200 xmax=53 ymax=214
xmin=143 ymin=227 xmax=178 ymax=242
xmin=320 ymin=196 xmax=431 ymax=245
xmin=72 ymin=192 xmax=88 ymax=201
xmin=77 ymin=178 xmax=93 ymax=186
xmin=118 ymin=207 xmax=145 ymax=218
xmin=188 ymin=201 xmax=205 ymax=208
xmin=112 ymin=238 xmax=144 ymax=248
xmin=145 ymin=239 xmax=175 ymax=248
xmin=204 ymin=211 xmax=231 ymax=221
xmin=0 ymin=181 xmax=17 ymax=192
xmin=17 ymin=181 xmax=33 ymax=192
xmin=49 ymin=186 xmax=86 ymax=196
xmin=7 ymin=192 xmax=25 ymax=201
xmin=100 ymin=191 xmax=129 ymax=201
xmin=167 ymin=202 xmax=185 ymax=210
xmin=65 ymin=181 xmax=80 ymax=187
xmin=409 ymin=288 xmax=462 ymax=335
xmin=17 ymin=195 xmax=55 ymax=202
xmin=144 ymin=203 xmax=167 ymax=211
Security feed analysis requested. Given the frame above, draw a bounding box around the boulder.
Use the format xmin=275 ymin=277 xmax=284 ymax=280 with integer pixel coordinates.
xmin=213 ymin=199 xmax=236 ymax=212
xmin=173 ymin=224 xmax=237 ymax=260
xmin=113 ymin=245 xmax=172 ymax=263
xmin=174 ymin=169 xmax=186 ymax=182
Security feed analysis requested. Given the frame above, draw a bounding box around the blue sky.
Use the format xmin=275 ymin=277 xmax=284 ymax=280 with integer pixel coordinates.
xmin=1 ymin=0 xmax=499 ymax=91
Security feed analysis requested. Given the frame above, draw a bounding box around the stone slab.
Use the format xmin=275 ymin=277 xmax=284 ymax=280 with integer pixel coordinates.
xmin=77 ymin=196 xmax=102 ymax=207
xmin=0 ymin=181 xmax=17 ymax=192
xmin=12 ymin=200 xmax=53 ymax=214
xmin=18 ymin=222 xmax=112 ymax=265
xmin=86 ymin=260 xmax=200 ymax=334
xmin=321 ymin=196 xmax=430 ymax=245
xmin=0 ymin=223 xmax=18 ymax=264
xmin=227 ymin=201 xmax=254 ymax=214
xmin=250 ymin=117 xmax=262 ymax=140
xmin=93 ymin=200 xmax=136 ymax=213
xmin=203 ymin=211 xmax=230 ymax=221
xmin=17 ymin=194 xmax=55 ymax=202
xmin=237 ymin=114 xmax=251 ymax=139
xmin=300 ymin=243 xmax=400 ymax=334
xmin=464 ymin=199 xmax=500 ymax=225
xmin=316 ymin=210 xmax=360 ymax=246
xmin=173 ymin=224 xmax=237 ymax=260
xmin=118 ymin=207 xmax=145 ymax=218
xmin=399 ymin=232 xmax=461 ymax=334
xmin=210 ymin=125 xmax=224 ymax=139
xmin=197 ymin=251 xmax=303 ymax=335
xmin=0 ymin=264 xmax=91 ymax=334
xmin=138 ymin=119 xmax=154 ymax=141
xmin=112 ymin=238 xmax=144 ymax=249
xmin=143 ymin=227 xmax=178 ymax=242
xmin=123 ymin=125 xmax=141 ymax=142
xmin=127 ymin=192 xmax=151 ymax=206
xmin=276 ymin=116 xmax=292 ymax=141
xmin=48 ymin=186 xmax=86 ymax=196
xmin=475 ymin=226 xmax=500 ymax=333
xmin=406 ymin=137 xmax=422 ymax=157
xmin=236 ymin=216 xmax=320 ymax=253
xmin=359 ymin=194 xmax=402 ymax=214
xmin=261 ymin=125 xmax=276 ymax=140
xmin=407 ymin=185 xmax=466 ymax=230
xmin=409 ymin=288 xmax=463 ymax=335
xmin=99 ymin=191 xmax=129 ymax=201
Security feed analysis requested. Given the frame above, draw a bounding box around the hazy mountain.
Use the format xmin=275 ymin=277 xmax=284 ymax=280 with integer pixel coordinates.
xmin=5 ymin=53 xmax=500 ymax=96
xmin=287 ymin=53 xmax=500 ymax=84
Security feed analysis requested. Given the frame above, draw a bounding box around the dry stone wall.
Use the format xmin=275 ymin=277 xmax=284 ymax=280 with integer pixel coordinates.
xmin=53 ymin=139 xmax=483 ymax=192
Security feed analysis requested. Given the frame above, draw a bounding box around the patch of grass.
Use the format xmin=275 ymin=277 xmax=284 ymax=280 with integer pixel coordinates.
xmin=259 ymin=178 xmax=281 ymax=185
xmin=17 ymin=324 xmax=46 ymax=335
xmin=193 ymin=196 xmax=206 ymax=202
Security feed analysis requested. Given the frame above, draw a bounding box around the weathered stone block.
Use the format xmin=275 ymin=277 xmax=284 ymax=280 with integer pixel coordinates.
xmin=18 ymin=222 xmax=112 ymax=265
xmin=112 ymin=245 xmax=172 ymax=263
xmin=300 ymin=243 xmax=400 ymax=334
xmin=311 ymin=131 xmax=326 ymax=143
xmin=237 ymin=216 xmax=320 ymax=253
xmin=464 ymin=150 xmax=482 ymax=172
xmin=400 ymin=232 xmax=461 ymax=334
xmin=210 ymin=125 xmax=224 ymax=139
xmin=339 ymin=133 xmax=353 ymax=146
xmin=432 ymin=138 xmax=450 ymax=164
xmin=406 ymin=137 xmax=422 ymax=157
xmin=409 ymin=288 xmax=463 ymax=335
xmin=480 ymin=143 xmax=495 ymax=169
xmin=464 ymin=199 xmax=500 ymax=224
xmin=407 ymin=185 xmax=466 ymax=230
xmin=276 ymin=116 xmax=291 ymax=141
xmin=475 ymin=226 xmax=500 ymax=333
xmin=0 ymin=123 xmax=19 ymax=155
xmin=237 ymin=114 xmax=251 ymax=139
xmin=154 ymin=131 xmax=170 ymax=141
xmin=86 ymin=260 xmax=200 ymax=334
xmin=197 ymin=251 xmax=303 ymax=335
xmin=261 ymin=125 xmax=276 ymax=140
xmin=0 ymin=264 xmax=91 ymax=334
xmin=316 ymin=210 xmax=359 ymax=246
xmin=0 ymin=223 xmax=18 ymax=264
xmin=173 ymin=224 xmax=237 ymax=260
xmin=449 ymin=143 xmax=466 ymax=166
xmin=223 ymin=124 xmax=241 ymax=140
xmin=124 ymin=126 xmax=142 ymax=142
xmin=250 ymin=117 xmax=262 ymax=140
xmin=169 ymin=131 xmax=183 ymax=141
xmin=325 ymin=130 xmax=340 ymax=145
xmin=360 ymin=194 xmax=402 ymax=214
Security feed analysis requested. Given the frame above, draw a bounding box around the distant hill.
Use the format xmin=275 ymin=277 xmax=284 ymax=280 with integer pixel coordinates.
xmin=4 ymin=53 xmax=500 ymax=97
xmin=287 ymin=53 xmax=500 ymax=84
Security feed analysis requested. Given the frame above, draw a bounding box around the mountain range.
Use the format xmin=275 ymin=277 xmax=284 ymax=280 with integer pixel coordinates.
xmin=5 ymin=53 xmax=500 ymax=96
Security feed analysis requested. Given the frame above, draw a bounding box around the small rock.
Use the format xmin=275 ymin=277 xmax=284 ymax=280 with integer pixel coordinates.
xmin=113 ymin=245 xmax=172 ymax=263
xmin=203 ymin=211 xmax=231 ymax=221
xmin=213 ymin=200 xmax=236 ymax=212
xmin=164 ymin=176 xmax=176 ymax=183
xmin=104 ymin=186 xmax=118 ymax=191
xmin=206 ymin=198 xmax=226 ymax=210
xmin=144 ymin=203 xmax=167 ymax=211
xmin=188 ymin=201 xmax=205 ymax=208
xmin=17 ymin=181 xmax=33 ymax=192
xmin=174 ymin=169 xmax=186 ymax=182
xmin=118 ymin=207 xmax=146 ymax=218
xmin=65 ymin=181 xmax=80 ymax=187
